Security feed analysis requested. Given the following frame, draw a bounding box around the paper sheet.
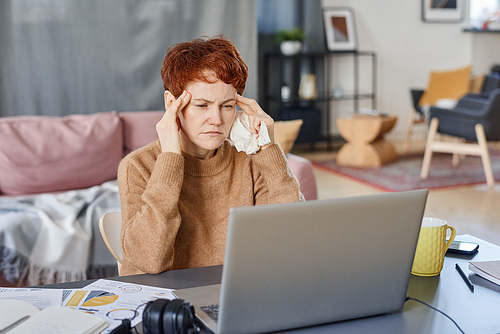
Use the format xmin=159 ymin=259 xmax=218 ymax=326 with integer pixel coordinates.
xmin=0 ymin=279 xmax=175 ymax=333
xmin=76 ymin=279 xmax=176 ymax=334
xmin=8 ymin=306 xmax=107 ymax=334
xmin=0 ymin=289 xmax=63 ymax=310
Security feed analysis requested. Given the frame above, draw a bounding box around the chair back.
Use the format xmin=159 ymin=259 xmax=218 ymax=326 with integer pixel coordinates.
xmin=483 ymin=88 xmax=500 ymax=141
xmin=99 ymin=212 xmax=123 ymax=272
xmin=482 ymin=72 xmax=500 ymax=94
xmin=431 ymin=87 xmax=500 ymax=141
xmin=410 ymin=89 xmax=425 ymax=114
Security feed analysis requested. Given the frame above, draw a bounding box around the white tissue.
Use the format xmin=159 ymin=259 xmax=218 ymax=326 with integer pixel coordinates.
xmin=230 ymin=111 xmax=271 ymax=154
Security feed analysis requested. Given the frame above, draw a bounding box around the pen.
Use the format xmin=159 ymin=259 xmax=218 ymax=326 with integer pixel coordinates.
xmin=455 ymin=263 xmax=474 ymax=293
xmin=0 ymin=315 xmax=29 ymax=333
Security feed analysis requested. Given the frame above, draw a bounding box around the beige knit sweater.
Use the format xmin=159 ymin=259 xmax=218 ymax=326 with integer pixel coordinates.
xmin=117 ymin=140 xmax=303 ymax=276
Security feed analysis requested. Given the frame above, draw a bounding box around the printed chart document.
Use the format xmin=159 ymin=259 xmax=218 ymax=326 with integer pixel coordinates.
xmin=0 ymin=300 xmax=107 ymax=334
xmin=74 ymin=279 xmax=176 ymax=333
xmin=0 ymin=289 xmax=62 ymax=311
xmin=469 ymin=260 xmax=500 ymax=286
xmin=0 ymin=279 xmax=176 ymax=333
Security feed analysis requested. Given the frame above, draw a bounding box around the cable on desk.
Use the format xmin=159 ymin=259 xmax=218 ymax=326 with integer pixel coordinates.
xmin=405 ymin=297 xmax=465 ymax=334
xmin=109 ymin=303 xmax=147 ymax=334
xmin=131 ymin=303 xmax=148 ymax=334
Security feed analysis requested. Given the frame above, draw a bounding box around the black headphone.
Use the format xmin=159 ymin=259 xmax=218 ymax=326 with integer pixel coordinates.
xmin=142 ymin=299 xmax=200 ymax=334
xmin=110 ymin=298 xmax=200 ymax=334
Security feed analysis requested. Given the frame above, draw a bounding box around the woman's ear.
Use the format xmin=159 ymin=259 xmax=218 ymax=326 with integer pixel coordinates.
xmin=164 ymin=90 xmax=175 ymax=108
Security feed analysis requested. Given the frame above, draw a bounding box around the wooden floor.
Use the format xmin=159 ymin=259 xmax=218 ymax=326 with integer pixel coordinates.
xmin=293 ymin=139 xmax=500 ymax=246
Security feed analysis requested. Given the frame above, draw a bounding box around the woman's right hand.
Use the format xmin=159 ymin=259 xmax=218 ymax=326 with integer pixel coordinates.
xmin=157 ymin=90 xmax=191 ymax=154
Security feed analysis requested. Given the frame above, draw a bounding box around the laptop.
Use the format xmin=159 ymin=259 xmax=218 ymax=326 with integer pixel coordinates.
xmin=173 ymin=190 xmax=428 ymax=334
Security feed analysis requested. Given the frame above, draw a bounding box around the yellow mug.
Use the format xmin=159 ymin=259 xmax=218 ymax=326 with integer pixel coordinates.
xmin=411 ymin=217 xmax=456 ymax=277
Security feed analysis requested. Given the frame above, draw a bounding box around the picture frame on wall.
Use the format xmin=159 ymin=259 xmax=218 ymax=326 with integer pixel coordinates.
xmin=422 ymin=0 xmax=464 ymax=22
xmin=322 ymin=8 xmax=357 ymax=52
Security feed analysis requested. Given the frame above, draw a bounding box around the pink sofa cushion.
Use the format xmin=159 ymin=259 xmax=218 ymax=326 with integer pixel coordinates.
xmin=287 ymin=153 xmax=318 ymax=201
xmin=0 ymin=112 xmax=123 ymax=195
xmin=119 ymin=111 xmax=163 ymax=155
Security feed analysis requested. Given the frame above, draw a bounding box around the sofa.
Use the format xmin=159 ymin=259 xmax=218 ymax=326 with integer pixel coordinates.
xmin=0 ymin=111 xmax=317 ymax=286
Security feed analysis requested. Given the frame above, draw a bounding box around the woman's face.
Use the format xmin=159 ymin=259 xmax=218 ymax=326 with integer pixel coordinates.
xmin=178 ymin=75 xmax=237 ymax=159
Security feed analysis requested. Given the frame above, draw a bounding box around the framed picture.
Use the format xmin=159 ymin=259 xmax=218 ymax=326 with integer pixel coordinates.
xmin=422 ymin=0 xmax=464 ymax=22
xmin=322 ymin=8 xmax=357 ymax=52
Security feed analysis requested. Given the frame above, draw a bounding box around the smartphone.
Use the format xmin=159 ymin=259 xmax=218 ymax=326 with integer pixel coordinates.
xmin=446 ymin=240 xmax=479 ymax=255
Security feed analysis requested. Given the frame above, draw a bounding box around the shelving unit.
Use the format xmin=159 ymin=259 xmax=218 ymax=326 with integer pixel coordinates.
xmin=463 ymin=28 xmax=500 ymax=33
xmin=263 ymin=50 xmax=377 ymax=149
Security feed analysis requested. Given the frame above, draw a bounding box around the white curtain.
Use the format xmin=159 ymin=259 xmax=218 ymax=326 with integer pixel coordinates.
xmin=0 ymin=0 xmax=257 ymax=117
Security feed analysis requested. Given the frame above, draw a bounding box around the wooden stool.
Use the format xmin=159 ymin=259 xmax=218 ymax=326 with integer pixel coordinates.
xmin=336 ymin=115 xmax=398 ymax=168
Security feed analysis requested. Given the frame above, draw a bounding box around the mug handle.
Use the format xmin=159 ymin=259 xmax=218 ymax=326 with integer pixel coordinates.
xmin=444 ymin=225 xmax=457 ymax=255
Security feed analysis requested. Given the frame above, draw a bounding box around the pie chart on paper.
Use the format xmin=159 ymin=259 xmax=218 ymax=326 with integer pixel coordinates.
xmin=82 ymin=294 xmax=119 ymax=307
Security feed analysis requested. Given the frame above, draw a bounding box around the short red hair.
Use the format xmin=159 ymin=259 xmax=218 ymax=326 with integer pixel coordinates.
xmin=160 ymin=36 xmax=248 ymax=97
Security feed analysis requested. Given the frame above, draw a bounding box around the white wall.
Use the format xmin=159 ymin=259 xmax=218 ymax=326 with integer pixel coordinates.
xmin=321 ymin=0 xmax=495 ymax=140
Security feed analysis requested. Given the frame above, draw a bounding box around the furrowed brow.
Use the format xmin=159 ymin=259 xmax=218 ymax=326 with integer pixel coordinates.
xmin=192 ymin=98 xmax=213 ymax=103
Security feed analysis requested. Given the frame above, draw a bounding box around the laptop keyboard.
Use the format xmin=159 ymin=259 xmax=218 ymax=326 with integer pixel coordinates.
xmin=200 ymin=304 xmax=219 ymax=323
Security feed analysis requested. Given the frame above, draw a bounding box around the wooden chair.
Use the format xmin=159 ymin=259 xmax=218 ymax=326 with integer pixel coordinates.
xmin=99 ymin=212 xmax=123 ymax=274
xmin=421 ymin=87 xmax=500 ymax=188
xmin=404 ymin=89 xmax=427 ymax=152
xmin=406 ymin=73 xmax=500 ymax=152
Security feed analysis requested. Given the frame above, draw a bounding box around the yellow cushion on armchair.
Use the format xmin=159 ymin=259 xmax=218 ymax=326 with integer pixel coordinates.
xmin=419 ymin=65 xmax=472 ymax=106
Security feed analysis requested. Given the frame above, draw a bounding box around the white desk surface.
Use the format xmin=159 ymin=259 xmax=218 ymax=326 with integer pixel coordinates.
xmin=42 ymin=234 xmax=500 ymax=334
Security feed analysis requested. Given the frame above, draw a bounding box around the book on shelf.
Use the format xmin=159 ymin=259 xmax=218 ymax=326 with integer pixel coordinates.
xmin=0 ymin=299 xmax=108 ymax=334
xmin=469 ymin=260 xmax=500 ymax=286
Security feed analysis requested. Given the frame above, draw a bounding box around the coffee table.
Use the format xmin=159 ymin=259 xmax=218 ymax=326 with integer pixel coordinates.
xmin=336 ymin=115 xmax=398 ymax=168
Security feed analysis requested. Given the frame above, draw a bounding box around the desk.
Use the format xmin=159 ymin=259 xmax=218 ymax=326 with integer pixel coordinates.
xmin=42 ymin=235 xmax=500 ymax=333
xmin=336 ymin=115 xmax=397 ymax=168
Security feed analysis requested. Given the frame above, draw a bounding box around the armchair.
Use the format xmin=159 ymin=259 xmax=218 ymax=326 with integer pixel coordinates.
xmin=405 ymin=72 xmax=500 ymax=152
xmin=404 ymin=65 xmax=473 ymax=152
xmin=420 ymin=87 xmax=500 ymax=187
xmin=461 ymin=72 xmax=500 ymax=101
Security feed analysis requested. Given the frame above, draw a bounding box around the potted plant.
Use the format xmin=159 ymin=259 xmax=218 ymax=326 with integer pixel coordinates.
xmin=274 ymin=27 xmax=306 ymax=55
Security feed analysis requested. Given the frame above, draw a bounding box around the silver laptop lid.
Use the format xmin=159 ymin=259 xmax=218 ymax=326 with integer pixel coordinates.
xmin=217 ymin=190 xmax=428 ymax=334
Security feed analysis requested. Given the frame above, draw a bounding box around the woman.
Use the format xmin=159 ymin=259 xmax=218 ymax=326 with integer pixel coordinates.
xmin=117 ymin=36 xmax=303 ymax=276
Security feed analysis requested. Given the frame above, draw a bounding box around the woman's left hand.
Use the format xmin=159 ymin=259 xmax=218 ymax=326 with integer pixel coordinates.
xmin=236 ymin=94 xmax=275 ymax=147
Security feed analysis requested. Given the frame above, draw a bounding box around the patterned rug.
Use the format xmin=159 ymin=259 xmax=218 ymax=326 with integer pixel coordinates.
xmin=313 ymin=150 xmax=500 ymax=192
